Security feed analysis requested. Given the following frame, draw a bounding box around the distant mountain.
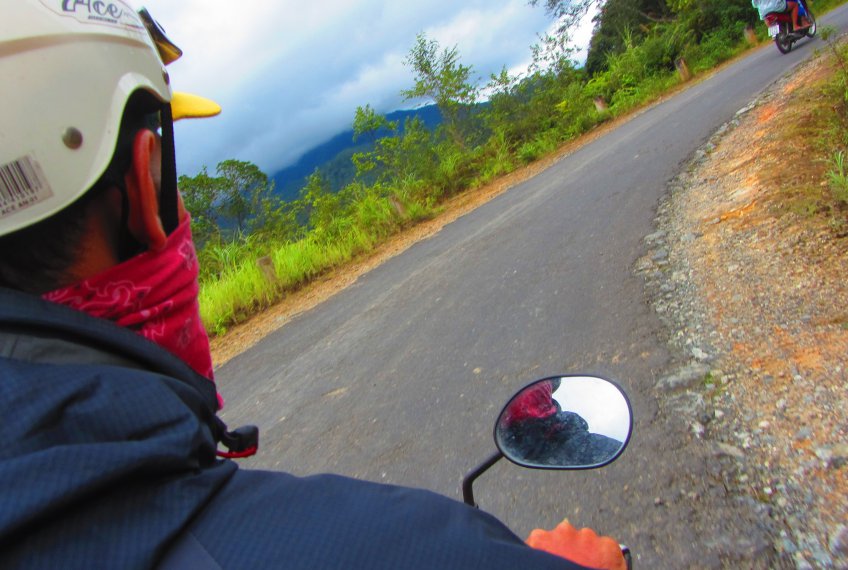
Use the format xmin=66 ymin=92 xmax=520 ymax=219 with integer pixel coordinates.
xmin=270 ymin=105 xmax=442 ymax=202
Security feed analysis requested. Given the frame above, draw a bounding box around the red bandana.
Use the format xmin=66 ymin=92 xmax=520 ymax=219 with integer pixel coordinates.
xmin=43 ymin=217 xmax=221 ymax=407
xmin=502 ymin=381 xmax=557 ymax=424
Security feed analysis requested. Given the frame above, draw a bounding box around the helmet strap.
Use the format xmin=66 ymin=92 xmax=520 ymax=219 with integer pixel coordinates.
xmin=158 ymin=103 xmax=179 ymax=236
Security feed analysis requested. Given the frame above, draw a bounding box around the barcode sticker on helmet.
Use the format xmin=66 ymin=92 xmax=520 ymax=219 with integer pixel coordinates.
xmin=0 ymin=156 xmax=53 ymax=220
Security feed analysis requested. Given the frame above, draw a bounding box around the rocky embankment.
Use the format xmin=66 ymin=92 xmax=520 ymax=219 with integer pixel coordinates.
xmin=640 ymin=54 xmax=848 ymax=568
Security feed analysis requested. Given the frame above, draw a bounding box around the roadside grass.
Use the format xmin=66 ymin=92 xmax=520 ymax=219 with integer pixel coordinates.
xmin=199 ymin=193 xmax=434 ymax=335
xmin=776 ymin=30 xmax=848 ymax=225
xmin=776 ymin=128 xmax=835 ymax=219
xmin=819 ymin=29 xmax=848 ymax=220
xmin=710 ymin=24 xmax=845 ymax=224
xmin=827 ymin=150 xmax=848 ymax=202
xmin=773 ymin=97 xmax=833 ymax=218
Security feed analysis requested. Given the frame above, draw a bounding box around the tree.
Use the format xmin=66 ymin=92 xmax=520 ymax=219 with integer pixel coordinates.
xmin=382 ymin=116 xmax=439 ymax=187
xmin=353 ymin=104 xmax=396 ymax=144
xmin=529 ymin=0 xmax=600 ymax=40
xmin=300 ymin=171 xmax=340 ymax=235
xmin=484 ymin=59 xmax=587 ymax=150
xmin=216 ymin=159 xmax=271 ymax=233
xmin=352 ymin=104 xmax=400 ymax=181
xmin=252 ymin=192 xmax=303 ymax=243
xmin=179 ymin=167 xmax=228 ymax=246
xmin=584 ymin=0 xmax=674 ymax=74
xmin=530 ymin=30 xmax=578 ymax=76
xmin=401 ymin=33 xmax=479 ymax=147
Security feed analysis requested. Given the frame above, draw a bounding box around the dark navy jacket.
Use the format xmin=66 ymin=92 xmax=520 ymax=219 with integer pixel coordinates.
xmin=0 ymin=288 xmax=587 ymax=569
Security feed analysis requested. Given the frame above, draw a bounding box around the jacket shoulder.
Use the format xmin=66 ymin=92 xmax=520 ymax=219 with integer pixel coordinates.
xmin=169 ymin=469 xmax=586 ymax=570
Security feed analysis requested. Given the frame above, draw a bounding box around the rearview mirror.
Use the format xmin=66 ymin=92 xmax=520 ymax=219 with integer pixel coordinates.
xmin=494 ymin=375 xmax=632 ymax=469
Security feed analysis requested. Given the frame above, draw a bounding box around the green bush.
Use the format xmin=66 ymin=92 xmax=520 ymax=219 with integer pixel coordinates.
xmin=681 ymin=25 xmax=747 ymax=73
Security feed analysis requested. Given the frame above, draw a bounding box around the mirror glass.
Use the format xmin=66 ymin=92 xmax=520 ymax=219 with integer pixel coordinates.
xmin=495 ymin=376 xmax=632 ymax=469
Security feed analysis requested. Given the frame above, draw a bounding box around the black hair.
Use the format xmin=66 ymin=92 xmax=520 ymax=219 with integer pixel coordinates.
xmin=0 ymin=91 xmax=162 ymax=294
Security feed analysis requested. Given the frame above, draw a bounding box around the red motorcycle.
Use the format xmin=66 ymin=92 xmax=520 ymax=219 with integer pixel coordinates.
xmin=760 ymin=0 xmax=817 ymax=53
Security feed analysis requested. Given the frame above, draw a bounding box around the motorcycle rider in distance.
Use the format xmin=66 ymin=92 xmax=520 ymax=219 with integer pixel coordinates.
xmin=752 ymin=0 xmax=811 ymax=30
xmin=0 ymin=2 xmax=626 ymax=569
xmin=787 ymin=0 xmax=812 ymax=30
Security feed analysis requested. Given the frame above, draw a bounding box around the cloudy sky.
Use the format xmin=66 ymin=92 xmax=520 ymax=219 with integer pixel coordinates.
xmin=136 ymin=1 xmax=595 ymax=177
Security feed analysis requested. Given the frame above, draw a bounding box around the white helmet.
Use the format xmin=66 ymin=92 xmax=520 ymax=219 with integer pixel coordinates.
xmin=0 ymin=0 xmax=220 ymax=237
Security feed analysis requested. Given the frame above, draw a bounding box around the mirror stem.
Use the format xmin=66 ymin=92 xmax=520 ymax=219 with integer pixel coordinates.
xmin=462 ymin=451 xmax=503 ymax=507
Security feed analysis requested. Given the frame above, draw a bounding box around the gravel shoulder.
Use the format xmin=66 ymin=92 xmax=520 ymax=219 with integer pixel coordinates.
xmin=640 ymin=50 xmax=848 ymax=568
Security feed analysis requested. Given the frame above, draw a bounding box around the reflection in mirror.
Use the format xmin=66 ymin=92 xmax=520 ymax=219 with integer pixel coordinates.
xmin=495 ymin=376 xmax=632 ymax=470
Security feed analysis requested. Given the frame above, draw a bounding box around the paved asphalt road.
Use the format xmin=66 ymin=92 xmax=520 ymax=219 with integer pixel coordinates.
xmin=217 ymin=10 xmax=848 ymax=567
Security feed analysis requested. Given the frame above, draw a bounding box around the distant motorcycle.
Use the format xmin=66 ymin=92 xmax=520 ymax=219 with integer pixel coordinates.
xmin=463 ymin=375 xmax=634 ymax=569
xmin=755 ymin=0 xmax=816 ymax=53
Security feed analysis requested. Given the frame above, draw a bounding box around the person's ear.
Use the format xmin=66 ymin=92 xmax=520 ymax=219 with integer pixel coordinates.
xmin=124 ymin=129 xmax=167 ymax=251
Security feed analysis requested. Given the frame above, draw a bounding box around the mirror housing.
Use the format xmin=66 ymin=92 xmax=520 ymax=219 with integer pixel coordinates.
xmin=462 ymin=375 xmax=633 ymax=506
xmin=494 ymin=375 xmax=632 ymax=470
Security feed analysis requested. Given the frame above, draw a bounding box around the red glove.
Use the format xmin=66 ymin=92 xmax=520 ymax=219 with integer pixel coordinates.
xmin=526 ymin=520 xmax=626 ymax=570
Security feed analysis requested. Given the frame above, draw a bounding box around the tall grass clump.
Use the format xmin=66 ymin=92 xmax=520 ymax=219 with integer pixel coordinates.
xmin=827 ymin=151 xmax=848 ymax=204
xmin=198 ymin=185 xmax=438 ymax=334
xmin=199 ymin=262 xmax=276 ymax=336
xmin=820 ymin=28 xmax=848 ymax=211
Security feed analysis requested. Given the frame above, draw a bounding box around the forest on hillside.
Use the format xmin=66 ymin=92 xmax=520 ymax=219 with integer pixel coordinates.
xmin=184 ymin=0 xmax=818 ymax=335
